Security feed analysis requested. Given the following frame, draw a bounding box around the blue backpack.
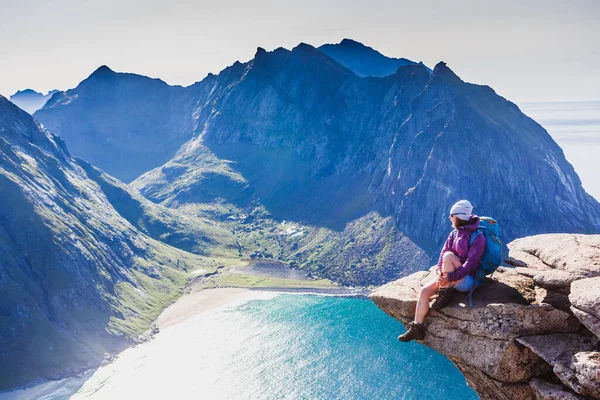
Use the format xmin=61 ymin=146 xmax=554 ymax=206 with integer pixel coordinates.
xmin=469 ymin=216 xmax=503 ymax=282
xmin=464 ymin=216 xmax=503 ymax=305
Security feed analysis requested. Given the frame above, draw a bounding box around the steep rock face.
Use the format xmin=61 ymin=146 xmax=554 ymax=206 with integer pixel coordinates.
xmin=142 ymin=44 xmax=432 ymax=228
xmin=380 ymin=63 xmax=600 ymax=253
xmin=135 ymin=46 xmax=600 ymax=258
xmin=0 ymin=96 xmax=207 ymax=390
xmin=370 ymin=233 xmax=600 ymax=400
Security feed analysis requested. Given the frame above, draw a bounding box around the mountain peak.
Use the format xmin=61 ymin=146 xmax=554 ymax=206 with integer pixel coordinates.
xmin=431 ymin=61 xmax=462 ymax=84
xmin=317 ymin=39 xmax=423 ymax=78
xmin=89 ymin=65 xmax=116 ymax=79
xmin=9 ymin=89 xmax=60 ymax=114
xmin=292 ymin=42 xmax=317 ymax=52
xmin=11 ymin=89 xmax=40 ymax=97
xmin=339 ymin=38 xmax=365 ymax=48
xmin=96 ymin=64 xmax=113 ymax=72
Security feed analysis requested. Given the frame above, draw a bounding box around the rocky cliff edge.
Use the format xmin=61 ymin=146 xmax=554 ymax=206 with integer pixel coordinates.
xmin=370 ymin=234 xmax=600 ymax=399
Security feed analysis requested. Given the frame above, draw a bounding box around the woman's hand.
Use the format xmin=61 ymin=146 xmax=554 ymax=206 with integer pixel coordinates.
xmin=437 ymin=271 xmax=450 ymax=286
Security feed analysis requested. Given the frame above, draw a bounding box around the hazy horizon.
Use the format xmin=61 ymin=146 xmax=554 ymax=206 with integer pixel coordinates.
xmin=2 ymin=0 xmax=599 ymax=103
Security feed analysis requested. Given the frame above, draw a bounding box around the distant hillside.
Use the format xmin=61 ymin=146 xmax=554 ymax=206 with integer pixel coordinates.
xmin=0 ymin=95 xmax=222 ymax=390
xmin=9 ymin=89 xmax=58 ymax=114
xmin=318 ymin=38 xmax=430 ymax=77
xmin=34 ymin=66 xmax=206 ymax=183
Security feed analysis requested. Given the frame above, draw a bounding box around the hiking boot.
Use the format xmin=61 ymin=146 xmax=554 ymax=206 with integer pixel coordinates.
xmin=397 ymin=322 xmax=425 ymax=342
xmin=430 ymin=287 xmax=454 ymax=310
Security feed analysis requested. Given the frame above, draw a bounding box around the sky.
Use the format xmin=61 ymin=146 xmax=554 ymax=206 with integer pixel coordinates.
xmin=1 ymin=0 xmax=598 ymax=103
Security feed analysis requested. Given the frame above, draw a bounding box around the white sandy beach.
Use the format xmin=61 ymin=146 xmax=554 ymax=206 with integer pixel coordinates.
xmin=0 ymin=288 xmax=277 ymax=400
xmin=156 ymin=287 xmax=256 ymax=329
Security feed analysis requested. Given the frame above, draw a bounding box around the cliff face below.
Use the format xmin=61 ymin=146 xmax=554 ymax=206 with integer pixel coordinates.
xmin=370 ymin=233 xmax=600 ymax=399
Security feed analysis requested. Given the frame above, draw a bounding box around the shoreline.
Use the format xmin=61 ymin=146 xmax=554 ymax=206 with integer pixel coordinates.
xmin=157 ymin=287 xmax=257 ymax=329
xmin=157 ymin=284 xmax=370 ymax=329
xmin=0 ymin=282 xmax=371 ymax=398
xmin=247 ymin=286 xmax=370 ymax=296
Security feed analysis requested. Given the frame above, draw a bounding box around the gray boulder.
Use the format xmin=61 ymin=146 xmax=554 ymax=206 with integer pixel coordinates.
xmin=509 ymin=234 xmax=600 ymax=292
xmin=529 ymin=378 xmax=586 ymax=400
xmin=517 ymin=334 xmax=599 ymax=398
xmin=570 ymin=277 xmax=600 ymax=340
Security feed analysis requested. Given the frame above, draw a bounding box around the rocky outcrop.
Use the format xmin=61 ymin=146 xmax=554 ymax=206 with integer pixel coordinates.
xmin=370 ymin=234 xmax=600 ymax=399
xmin=570 ymin=277 xmax=600 ymax=339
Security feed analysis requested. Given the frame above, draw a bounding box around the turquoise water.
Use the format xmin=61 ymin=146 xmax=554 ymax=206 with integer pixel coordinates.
xmin=2 ymin=293 xmax=478 ymax=400
xmin=218 ymin=294 xmax=478 ymax=400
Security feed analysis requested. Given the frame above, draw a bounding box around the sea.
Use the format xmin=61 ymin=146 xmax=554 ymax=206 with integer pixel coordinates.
xmin=2 ymin=293 xmax=477 ymax=400
xmin=519 ymin=100 xmax=600 ymax=201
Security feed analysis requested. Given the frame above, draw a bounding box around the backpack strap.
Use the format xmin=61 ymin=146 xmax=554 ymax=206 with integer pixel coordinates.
xmin=465 ymin=268 xmax=486 ymax=307
xmin=465 ymin=228 xmax=484 ymax=307
xmin=469 ymin=228 xmax=482 ymax=248
xmin=467 ymin=286 xmax=475 ymax=307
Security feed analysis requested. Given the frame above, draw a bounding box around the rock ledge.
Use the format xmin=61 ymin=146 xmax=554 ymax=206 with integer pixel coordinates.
xmin=370 ymin=234 xmax=600 ymax=400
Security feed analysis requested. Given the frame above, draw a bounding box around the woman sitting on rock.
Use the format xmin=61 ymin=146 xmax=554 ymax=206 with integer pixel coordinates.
xmin=398 ymin=200 xmax=487 ymax=342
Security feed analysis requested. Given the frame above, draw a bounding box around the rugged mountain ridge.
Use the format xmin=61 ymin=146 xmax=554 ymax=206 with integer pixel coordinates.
xmin=379 ymin=62 xmax=600 ymax=252
xmin=133 ymin=46 xmax=600 ymax=251
xmin=32 ymin=41 xmax=600 ymax=285
xmin=0 ymin=95 xmax=212 ymax=390
xmin=370 ymin=233 xmax=600 ymax=400
xmin=33 ymin=66 xmax=207 ymax=182
xmin=9 ymin=89 xmax=58 ymax=114
xmin=134 ymin=45 xmax=431 ymax=220
xmin=318 ymin=38 xmax=429 ymax=77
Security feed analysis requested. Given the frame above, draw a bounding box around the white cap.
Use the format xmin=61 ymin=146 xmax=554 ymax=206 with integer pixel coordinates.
xmin=450 ymin=200 xmax=473 ymax=221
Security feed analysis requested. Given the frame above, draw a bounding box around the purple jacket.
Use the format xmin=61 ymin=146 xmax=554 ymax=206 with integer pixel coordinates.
xmin=436 ymin=215 xmax=487 ymax=282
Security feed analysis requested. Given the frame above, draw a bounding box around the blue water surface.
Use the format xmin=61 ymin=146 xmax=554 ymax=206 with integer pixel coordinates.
xmin=1 ymin=293 xmax=478 ymax=400
xmin=220 ymin=294 xmax=478 ymax=400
